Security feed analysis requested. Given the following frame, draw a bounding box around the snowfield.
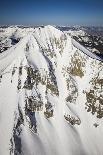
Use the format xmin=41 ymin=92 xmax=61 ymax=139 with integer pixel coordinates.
xmin=0 ymin=25 xmax=103 ymax=155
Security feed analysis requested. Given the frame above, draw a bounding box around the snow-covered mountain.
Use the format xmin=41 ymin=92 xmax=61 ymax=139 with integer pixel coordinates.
xmin=0 ymin=25 xmax=103 ymax=155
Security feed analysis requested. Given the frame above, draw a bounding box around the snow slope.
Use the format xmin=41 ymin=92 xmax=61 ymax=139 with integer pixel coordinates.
xmin=0 ymin=25 xmax=103 ymax=155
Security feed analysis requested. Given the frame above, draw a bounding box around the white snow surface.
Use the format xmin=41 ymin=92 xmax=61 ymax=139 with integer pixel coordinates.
xmin=0 ymin=25 xmax=103 ymax=155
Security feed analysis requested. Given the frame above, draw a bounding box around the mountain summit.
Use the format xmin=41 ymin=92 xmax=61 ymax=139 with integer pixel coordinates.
xmin=0 ymin=25 xmax=103 ymax=155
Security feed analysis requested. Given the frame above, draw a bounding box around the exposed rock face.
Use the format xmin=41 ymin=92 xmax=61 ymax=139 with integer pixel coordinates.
xmin=0 ymin=25 xmax=103 ymax=155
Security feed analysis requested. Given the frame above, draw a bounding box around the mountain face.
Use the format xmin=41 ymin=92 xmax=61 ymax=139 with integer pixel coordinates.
xmin=0 ymin=25 xmax=103 ymax=155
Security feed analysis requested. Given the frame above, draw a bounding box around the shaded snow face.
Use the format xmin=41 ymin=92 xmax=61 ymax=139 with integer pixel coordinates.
xmin=0 ymin=25 xmax=103 ymax=155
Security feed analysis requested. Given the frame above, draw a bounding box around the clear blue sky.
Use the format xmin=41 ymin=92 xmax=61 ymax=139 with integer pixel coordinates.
xmin=0 ymin=0 xmax=103 ymax=26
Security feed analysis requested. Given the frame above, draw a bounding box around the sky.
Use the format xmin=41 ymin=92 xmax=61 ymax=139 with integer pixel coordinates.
xmin=0 ymin=0 xmax=103 ymax=26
